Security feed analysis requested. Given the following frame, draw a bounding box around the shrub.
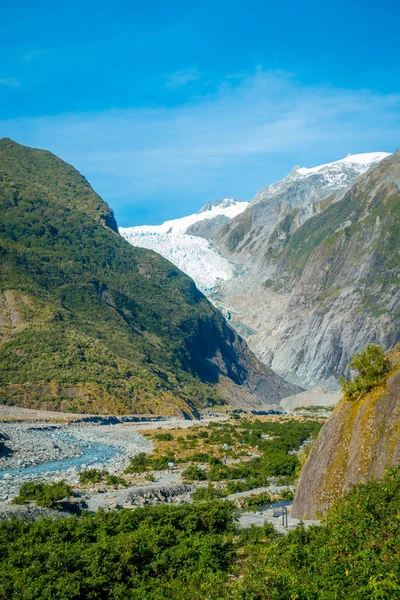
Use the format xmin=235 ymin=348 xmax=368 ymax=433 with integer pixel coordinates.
xmin=191 ymin=485 xmax=225 ymax=502
xmin=106 ymin=475 xmax=127 ymax=487
xmin=340 ymin=345 xmax=392 ymax=399
xmin=237 ymin=521 xmax=277 ymax=544
xmin=186 ymin=452 xmax=222 ymax=465
xmin=154 ymin=432 xmax=173 ymax=441
xmin=151 ymin=454 xmax=176 ymax=470
xmin=79 ymin=468 xmax=109 ymax=484
xmin=13 ymin=481 xmax=72 ymax=509
xmin=125 ymin=452 xmax=150 ymax=473
xmin=182 ymin=465 xmax=207 ymax=481
xmin=238 ymin=492 xmax=273 ymax=511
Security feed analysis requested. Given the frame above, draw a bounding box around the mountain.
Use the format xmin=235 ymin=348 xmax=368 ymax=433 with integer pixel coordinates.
xmin=210 ymin=151 xmax=398 ymax=389
xmin=0 ymin=139 xmax=300 ymax=416
xmin=225 ymin=151 xmax=399 ymax=389
xmin=120 ymin=198 xmax=248 ymax=292
xmin=292 ymin=349 xmax=400 ymax=519
xmin=215 ymin=152 xmax=390 ymax=262
xmin=122 ymin=151 xmax=396 ymax=390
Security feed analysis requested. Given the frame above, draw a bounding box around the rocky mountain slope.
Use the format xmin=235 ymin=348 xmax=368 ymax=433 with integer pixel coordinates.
xmin=211 ymin=151 xmax=399 ymax=389
xmin=0 ymin=139 xmax=300 ymax=416
xmin=215 ymin=153 xmax=389 ymax=262
xmin=292 ymin=350 xmax=400 ymax=519
xmin=122 ymin=151 xmax=396 ymax=390
xmin=120 ymin=198 xmax=248 ymax=291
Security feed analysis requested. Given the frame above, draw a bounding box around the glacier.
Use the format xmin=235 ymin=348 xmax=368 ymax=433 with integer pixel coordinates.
xmin=120 ymin=153 xmax=390 ymax=293
xmin=119 ymin=198 xmax=248 ymax=291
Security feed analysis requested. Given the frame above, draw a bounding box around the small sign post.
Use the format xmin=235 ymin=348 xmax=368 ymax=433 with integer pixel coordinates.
xmin=282 ymin=506 xmax=288 ymax=528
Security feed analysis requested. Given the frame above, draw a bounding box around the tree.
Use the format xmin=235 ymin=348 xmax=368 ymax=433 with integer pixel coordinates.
xmin=340 ymin=345 xmax=392 ymax=399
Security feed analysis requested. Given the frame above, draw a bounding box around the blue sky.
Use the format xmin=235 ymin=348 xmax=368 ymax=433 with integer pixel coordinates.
xmin=1 ymin=0 xmax=399 ymax=226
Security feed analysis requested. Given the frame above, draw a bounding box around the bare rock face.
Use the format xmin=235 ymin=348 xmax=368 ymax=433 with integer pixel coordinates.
xmin=291 ymin=369 xmax=400 ymax=519
xmin=186 ymin=214 xmax=230 ymax=241
xmin=280 ymin=388 xmax=340 ymax=413
xmin=212 ymin=152 xmax=400 ymax=389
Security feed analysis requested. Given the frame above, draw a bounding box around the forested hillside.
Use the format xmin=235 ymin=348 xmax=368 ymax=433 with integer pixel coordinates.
xmin=0 ymin=139 xmax=298 ymax=415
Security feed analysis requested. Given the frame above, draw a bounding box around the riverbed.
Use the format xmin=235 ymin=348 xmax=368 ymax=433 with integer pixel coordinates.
xmin=0 ymin=421 xmax=152 ymax=502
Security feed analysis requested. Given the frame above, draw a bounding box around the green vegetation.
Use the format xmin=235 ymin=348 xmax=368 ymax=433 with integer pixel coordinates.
xmin=1 ymin=467 xmax=399 ymax=599
xmin=235 ymin=488 xmax=294 ymax=511
xmin=125 ymin=452 xmax=177 ymax=474
xmin=203 ymin=418 xmax=322 ymax=488
xmin=191 ymin=485 xmax=225 ymax=502
xmin=79 ymin=469 xmax=127 ymax=487
xmin=13 ymin=481 xmax=72 ymax=509
xmin=181 ymin=465 xmax=207 ymax=481
xmin=340 ymin=345 xmax=392 ymax=399
xmin=0 ymin=138 xmax=258 ymax=415
xmin=231 ymin=466 xmax=400 ymax=599
xmin=0 ymin=502 xmax=236 ymax=599
xmin=263 ymin=154 xmax=400 ymax=327
xmin=125 ymin=452 xmax=149 ymax=473
xmin=154 ymin=432 xmax=173 ymax=441
xmin=126 ymin=419 xmax=322 ymax=490
xmin=79 ymin=468 xmax=109 ymax=484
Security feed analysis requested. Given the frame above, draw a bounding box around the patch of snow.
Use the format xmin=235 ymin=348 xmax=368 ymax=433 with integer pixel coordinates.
xmin=128 ymin=198 xmax=248 ymax=236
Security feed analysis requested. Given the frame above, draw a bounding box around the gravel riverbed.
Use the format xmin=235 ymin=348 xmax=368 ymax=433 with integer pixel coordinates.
xmin=0 ymin=421 xmax=152 ymax=502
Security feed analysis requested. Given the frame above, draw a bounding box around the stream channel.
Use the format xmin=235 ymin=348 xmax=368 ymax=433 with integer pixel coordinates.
xmin=0 ymin=432 xmax=119 ymax=479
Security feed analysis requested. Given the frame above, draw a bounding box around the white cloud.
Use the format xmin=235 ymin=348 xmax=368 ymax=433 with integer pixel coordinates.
xmin=165 ymin=68 xmax=201 ymax=88
xmin=1 ymin=69 xmax=399 ymax=223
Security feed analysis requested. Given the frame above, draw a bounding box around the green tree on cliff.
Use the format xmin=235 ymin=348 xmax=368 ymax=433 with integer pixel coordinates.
xmin=340 ymin=344 xmax=392 ymax=399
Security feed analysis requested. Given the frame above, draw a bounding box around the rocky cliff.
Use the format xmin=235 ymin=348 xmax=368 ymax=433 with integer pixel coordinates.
xmin=291 ymin=356 xmax=400 ymax=519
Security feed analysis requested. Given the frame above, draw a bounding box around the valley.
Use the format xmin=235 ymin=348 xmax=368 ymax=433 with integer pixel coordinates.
xmin=122 ymin=151 xmax=400 ymax=391
xmin=0 ymin=140 xmax=398 ymax=599
xmin=2 ymin=2 xmax=399 ymax=597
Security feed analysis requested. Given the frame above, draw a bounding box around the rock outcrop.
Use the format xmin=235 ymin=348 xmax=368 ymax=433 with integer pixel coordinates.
xmin=124 ymin=484 xmax=192 ymax=507
xmin=0 ymin=504 xmax=71 ymax=522
xmin=291 ymin=365 xmax=400 ymax=519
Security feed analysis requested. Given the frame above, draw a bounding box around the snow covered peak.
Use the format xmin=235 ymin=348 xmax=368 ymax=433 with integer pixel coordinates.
xmin=198 ymin=197 xmax=239 ymax=214
xmin=252 ymin=152 xmax=391 ymax=206
xmin=295 ymin=152 xmax=390 ymax=176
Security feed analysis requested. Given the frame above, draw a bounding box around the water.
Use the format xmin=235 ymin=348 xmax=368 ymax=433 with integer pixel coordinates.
xmin=257 ymin=499 xmax=292 ymax=512
xmin=0 ymin=432 xmax=119 ymax=479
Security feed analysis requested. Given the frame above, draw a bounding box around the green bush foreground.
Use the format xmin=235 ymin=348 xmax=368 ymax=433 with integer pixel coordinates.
xmin=1 ymin=466 xmax=399 ymax=599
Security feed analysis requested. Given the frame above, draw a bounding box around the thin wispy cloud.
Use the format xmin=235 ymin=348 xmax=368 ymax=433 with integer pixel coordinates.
xmin=0 ymin=77 xmax=20 ymax=87
xmin=22 ymin=49 xmax=44 ymax=61
xmin=165 ymin=68 xmax=201 ymax=89
xmin=1 ymin=70 xmax=399 ymax=224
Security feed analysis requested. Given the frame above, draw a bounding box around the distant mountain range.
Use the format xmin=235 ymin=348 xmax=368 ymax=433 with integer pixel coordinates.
xmin=0 ymin=139 xmax=300 ymax=416
xmin=122 ymin=151 xmax=399 ymax=390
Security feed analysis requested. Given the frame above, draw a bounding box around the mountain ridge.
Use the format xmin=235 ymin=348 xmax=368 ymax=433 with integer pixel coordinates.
xmin=0 ymin=138 xmax=300 ymax=415
xmin=212 ymin=151 xmax=399 ymax=388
